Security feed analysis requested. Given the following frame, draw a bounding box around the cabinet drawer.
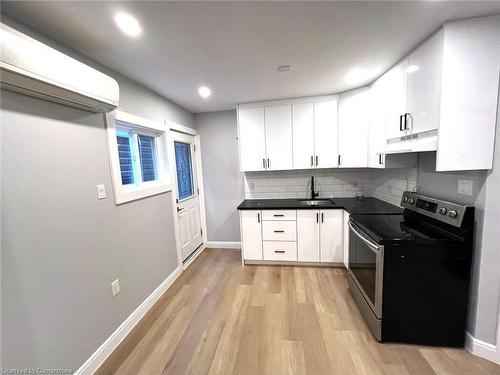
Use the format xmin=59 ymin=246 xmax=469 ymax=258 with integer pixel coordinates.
xmin=262 ymin=221 xmax=296 ymax=241
xmin=262 ymin=210 xmax=296 ymax=221
xmin=263 ymin=241 xmax=297 ymax=261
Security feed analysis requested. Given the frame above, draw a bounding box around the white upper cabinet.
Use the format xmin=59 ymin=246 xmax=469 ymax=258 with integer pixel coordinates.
xmin=264 ymin=105 xmax=293 ymax=170
xmin=437 ymin=15 xmax=500 ymax=171
xmin=292 ymin=103 xmax=315 ymax=169
xmin=406 ymin=31 xmax=444 ymax=136
xmin=384 ymin=59 xmax=408 ymax=140
xmin=238 ymin=107 xmax=266 ymax=171
xmin=368 ymin=76 xmax=388 ymax=168
xmin=239 ymin=96 xmax=338 ymax=172
xmin=314 ymin=100 xmax=339 ymax=168
xmin=338 ymin=87 xmax=370 ymax=168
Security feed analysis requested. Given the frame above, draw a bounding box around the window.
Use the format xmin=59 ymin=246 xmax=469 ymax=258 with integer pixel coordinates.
xmin=174 ymin=141 xmax=194 ymax=200
xmin=106 ymin=110 xmax=171 ymax=204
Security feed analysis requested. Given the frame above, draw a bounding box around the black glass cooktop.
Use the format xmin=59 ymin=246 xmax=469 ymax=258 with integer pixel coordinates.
xmin=350 ymin=214 xmax=461 ymax=244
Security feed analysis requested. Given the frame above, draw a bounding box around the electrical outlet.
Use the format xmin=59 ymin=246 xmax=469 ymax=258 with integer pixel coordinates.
xmin=96 ymin=184 xmax=106 ymax=200
xmin=111 ymin=279 xmax=120 ymax=297
xmin=458 ymin=180 xmax=474 ymax=196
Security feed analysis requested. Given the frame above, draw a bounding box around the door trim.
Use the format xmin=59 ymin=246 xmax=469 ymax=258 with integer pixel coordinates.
xmin=169 ymin=130 xmax=207 ymax=264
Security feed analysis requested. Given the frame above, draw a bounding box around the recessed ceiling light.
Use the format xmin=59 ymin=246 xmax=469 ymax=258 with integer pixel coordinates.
xmin=114 ymin=12 xmax=142 ymax=38
xmin=277 ymin=65 xmax=291 ymax=73
xmin=198 ymin=86 xmax=211 ymax=98
xmin=406 ymin=65 xmax=420 ymax=73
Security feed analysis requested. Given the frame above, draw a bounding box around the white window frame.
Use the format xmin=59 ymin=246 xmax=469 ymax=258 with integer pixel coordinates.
xmin=105 ymin=110 xmax=172 ymax=204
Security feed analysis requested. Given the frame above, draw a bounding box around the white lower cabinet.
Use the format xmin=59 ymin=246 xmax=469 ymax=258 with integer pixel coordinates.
xmin=240 ymin=210 xmax=263 ymax=260
xmin=297 ymin=209 xmax=344 ymax=263
xmin=297 ymin=210 xmax=320 ymax=262
xmin=241 ymin=209 xmax=345 ymax=264
xmin=263 ymin=241 xmax=297 ymax=261
xmin=343 ymin=211 xmax=350 ymax=269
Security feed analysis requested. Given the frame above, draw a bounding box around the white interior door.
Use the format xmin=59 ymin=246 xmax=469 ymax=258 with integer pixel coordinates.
xmin=173 ymin=131 xmax=203 ymax=261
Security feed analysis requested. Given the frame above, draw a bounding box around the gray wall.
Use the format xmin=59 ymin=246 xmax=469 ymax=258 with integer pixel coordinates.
xmin=195 ymin=111 xmax=244 ymax=242
xmin=1 ymin=19 xmax=194 ymax=371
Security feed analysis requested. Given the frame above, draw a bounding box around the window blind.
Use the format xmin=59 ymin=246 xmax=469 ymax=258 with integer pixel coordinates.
xmin=116 ymin=135 xmax=134 ymax=185
xmin=138 ymin=134 xmax=157 ymax=182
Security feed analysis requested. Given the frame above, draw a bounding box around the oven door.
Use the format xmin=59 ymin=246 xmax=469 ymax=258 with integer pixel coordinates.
xmin=348 ymin=220 xmax=384 ymax=319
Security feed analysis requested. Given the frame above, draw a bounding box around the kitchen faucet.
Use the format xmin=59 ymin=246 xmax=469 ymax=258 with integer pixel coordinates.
xmin=311 ymin=176 xmax=319 ymax=200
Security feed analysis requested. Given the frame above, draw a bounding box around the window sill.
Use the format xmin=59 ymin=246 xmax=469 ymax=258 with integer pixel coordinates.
xmin=115 ymin=181 xmax=172 ymax=205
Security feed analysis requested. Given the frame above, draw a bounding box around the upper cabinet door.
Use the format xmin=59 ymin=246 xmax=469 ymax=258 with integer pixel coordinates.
xmin=265 ymin=105 xmax=293 ymax=170
xmin=385 ymin=59 xmax=408 ymax=140
xmin=292 ymin=103 xmax=315 ymax=169
xmin=338 ymin=88 xmax=369 ymax=168
xmin=368 ymin=77 xmax=388 ymax=168
xmin=314 ymin=100 xmax=339 ymax=168
xmin=238 ymin=107 xmax=266 ymax=171
xmin=406 ymin=31 xmax=443 ymax=136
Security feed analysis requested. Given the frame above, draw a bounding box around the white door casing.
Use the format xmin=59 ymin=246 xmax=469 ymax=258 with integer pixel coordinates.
xmin=172 ymin=131 xmax=203 ymax=261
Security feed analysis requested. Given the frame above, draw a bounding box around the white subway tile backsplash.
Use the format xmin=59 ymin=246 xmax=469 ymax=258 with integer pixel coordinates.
xmin=244 ymin=168 xmax=417 ymax=206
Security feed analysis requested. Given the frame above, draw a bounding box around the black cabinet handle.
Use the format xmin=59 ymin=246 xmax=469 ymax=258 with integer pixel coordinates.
xmin=257 ymin=213 xmax=260 ymax=223
xmin=379 ymin=154 xmax=383 ymax=165
xmin=315 ymin=156 xmax=319 ymax=166
xmin=338 ymin=155 xmax=341 ymax=165
xmin=267 ymin=158 xmax=270 ymax=169
xmin=321 ymin=213 xmax=324 ymax=223
xmin=262 ymin=158 xmax=266 ymax=169
xmin=404 ymin=113 xmax=410 ymax=131
xmin=274 ymin=230 xmax=285 ymax=233
xmin=273 ymin=214 xmax=284 ymax=217
xmin=399 ymin=115 xmax=404 ymax=131
xmin=274 ymin=250 xmax=285 ymax=254
xmin=316 ymin=213 xmax=319 ymax=223
xmin=311 ymin=156 xmax=314 ymax=167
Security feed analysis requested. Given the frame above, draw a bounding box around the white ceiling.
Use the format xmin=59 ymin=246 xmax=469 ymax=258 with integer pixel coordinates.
xmin=3 ymin=1 xmax=500 ymax=113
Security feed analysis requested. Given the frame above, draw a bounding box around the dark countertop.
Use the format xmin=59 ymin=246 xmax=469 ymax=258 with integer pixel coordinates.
xmin=237 ymin=197 xmax=403 ymax=215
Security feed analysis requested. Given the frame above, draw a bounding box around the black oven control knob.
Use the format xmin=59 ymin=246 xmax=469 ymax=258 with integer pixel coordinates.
xmin=409 ymin=198 xmax=415 ymax=205
xmin=403 ymin=196 xmax=409 ymax=203
xmin=439 ymin=207 xmax=447 ymax=215
xmin=448 ymin=210 xmax=458 ymax=218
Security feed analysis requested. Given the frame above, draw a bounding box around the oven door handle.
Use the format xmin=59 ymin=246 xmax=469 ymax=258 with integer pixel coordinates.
xmin=348 ymin=221 xmax=381 ymax=253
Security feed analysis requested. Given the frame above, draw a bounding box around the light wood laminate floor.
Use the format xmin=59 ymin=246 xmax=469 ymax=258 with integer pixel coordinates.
xmin=97 ymin=249 xmax=500 ymax=375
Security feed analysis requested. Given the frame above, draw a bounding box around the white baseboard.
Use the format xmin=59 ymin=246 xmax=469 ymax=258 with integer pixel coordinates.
xmin=74 ymin=265 xmax=183 ymax=375
xmin=465 ymin=331 xmax=499 ymax=364
xmin=206 ymin=241 xmax=241 ymax=250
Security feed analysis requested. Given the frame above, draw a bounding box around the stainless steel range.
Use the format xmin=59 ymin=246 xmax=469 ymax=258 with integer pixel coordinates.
xmin=348 ymin=191 xmax=474 ymax=346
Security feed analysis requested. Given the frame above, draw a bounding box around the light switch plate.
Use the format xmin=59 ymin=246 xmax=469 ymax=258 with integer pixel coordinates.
xmin=111 ymin=279 xmax=120 ymax=297
xmin=96 ymin=184 xmax=106 ymax=200
xmin=458 ymin=179 xmax=474 ymax=196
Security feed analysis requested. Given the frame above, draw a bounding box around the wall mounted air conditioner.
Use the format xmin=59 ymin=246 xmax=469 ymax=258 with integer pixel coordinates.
xmin=0 ymin=22 xmax=119 ymax=113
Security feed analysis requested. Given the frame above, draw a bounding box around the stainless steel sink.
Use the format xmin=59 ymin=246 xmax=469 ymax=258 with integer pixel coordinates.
xmin=297 ymin=199 xmax=335 ymax=206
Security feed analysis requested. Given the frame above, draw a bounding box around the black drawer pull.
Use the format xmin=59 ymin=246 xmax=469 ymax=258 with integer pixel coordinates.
xmin=274 ymin=230 xmax=285 ymax=233
xmin=274 ymin=250 xmax=285 ymax=253
xmin=273 ymin=214 xmax=284 ymax=217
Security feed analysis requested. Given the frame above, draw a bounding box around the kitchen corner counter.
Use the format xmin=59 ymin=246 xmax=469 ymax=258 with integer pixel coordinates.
xmin=237 ymin=197 xmax=403 ymax=215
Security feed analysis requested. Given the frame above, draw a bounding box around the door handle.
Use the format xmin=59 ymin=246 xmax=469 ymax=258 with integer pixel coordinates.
xmin=177 ymin=207 xmax=184 ymax=212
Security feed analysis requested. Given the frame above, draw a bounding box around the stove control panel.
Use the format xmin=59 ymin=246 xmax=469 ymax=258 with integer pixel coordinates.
xmin=401 ymin=192 xmax=468 ymax=227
